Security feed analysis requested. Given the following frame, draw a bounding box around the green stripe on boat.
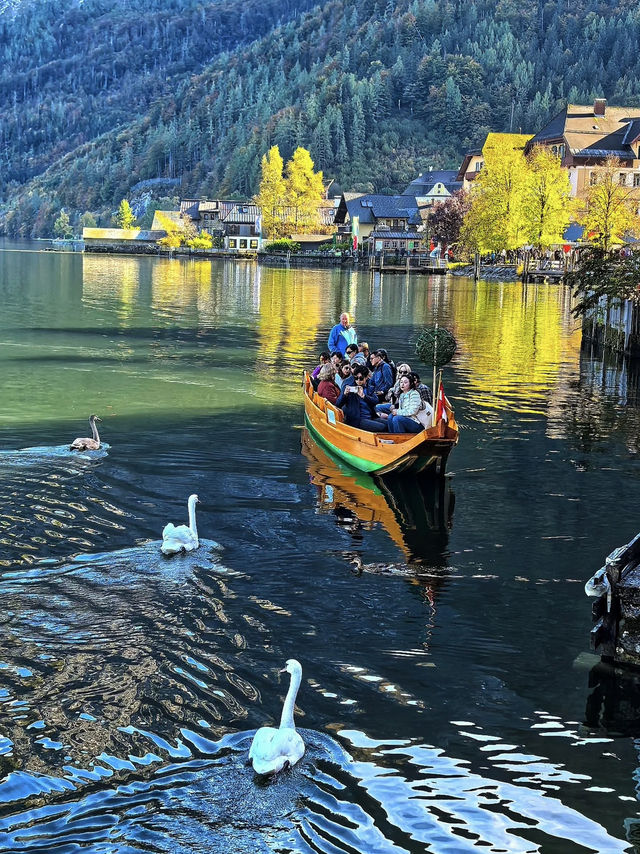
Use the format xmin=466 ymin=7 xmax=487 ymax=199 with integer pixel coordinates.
xmin=304 ymin=415 xmax=382 ymax=473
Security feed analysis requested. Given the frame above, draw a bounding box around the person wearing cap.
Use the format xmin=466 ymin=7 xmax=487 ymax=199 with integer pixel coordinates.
xmin=367 ymin=349 xmax=394 ymax=403
xmin=328 ymin=312 xmax=357 ymax=357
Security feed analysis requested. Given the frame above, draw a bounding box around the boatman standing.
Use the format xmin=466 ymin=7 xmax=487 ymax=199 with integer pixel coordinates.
xmin=328 ymin=312 xmax=357 ymax=357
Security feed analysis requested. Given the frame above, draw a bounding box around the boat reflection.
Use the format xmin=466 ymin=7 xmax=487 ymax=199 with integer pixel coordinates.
xmin=301 ymin=429 xmax=454 ymax=564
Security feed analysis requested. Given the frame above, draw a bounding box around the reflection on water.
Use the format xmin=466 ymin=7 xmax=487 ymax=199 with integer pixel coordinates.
xmin=301 ymin=428 xmax=454 ymax=565
xmin=1 ymin=248 xmax=640 ymax=851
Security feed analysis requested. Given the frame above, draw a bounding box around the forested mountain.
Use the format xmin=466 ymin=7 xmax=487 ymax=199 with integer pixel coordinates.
xmin=2 ymin=0 xmax=640 ymax=236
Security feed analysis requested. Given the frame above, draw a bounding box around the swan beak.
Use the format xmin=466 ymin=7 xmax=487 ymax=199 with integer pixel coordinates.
xmin=96 ymin=417 xmax=102 ymax=422
xmin=279 ymin=667 xmax=287 ymax=674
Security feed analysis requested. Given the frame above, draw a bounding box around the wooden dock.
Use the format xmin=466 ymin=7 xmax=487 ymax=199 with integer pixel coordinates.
xmin=368 ymin=255 xmax=448 ymax=274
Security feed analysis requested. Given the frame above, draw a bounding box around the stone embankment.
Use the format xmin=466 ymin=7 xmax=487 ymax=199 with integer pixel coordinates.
xmin=451 ymin=264 xmax=519 ymax=281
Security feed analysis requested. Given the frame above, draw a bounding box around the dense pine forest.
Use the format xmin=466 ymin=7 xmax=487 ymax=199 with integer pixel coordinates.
xmin=2 ymin=0 xmax=640 ymax=236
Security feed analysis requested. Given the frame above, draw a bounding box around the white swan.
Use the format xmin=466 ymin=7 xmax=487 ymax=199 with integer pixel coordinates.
xmin=70 ymin=415 xmax=102 ymax=451
xmin=249 ymin=659 xmax=306 ymax=776
xmin=161 ymin=493 xmax=200 ymax=555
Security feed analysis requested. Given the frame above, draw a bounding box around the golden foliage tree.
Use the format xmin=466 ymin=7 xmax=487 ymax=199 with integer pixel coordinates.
xmin=155 ymin=211 xmax=183 ymax=248
xmin=522 ymin=145 xmax=575 ymax=248
xmin=460 ymin=133 xmax=531 ymax=253
xmin=115 ymin=199 xmax=136 ymax=229
xmin=285 ymin=146 xmax=325 ymax=233
xmin=580 ymin=156 xmax=640 ymax=251
xmin=255 ymin=146 xmax=287 ymax=239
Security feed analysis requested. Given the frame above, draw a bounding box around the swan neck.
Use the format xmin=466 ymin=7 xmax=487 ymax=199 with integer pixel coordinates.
xmin=279 ymin=668 xmax=301 ymax=729
xmin=187 ymin=498 xmax=198 ymax=538
xmin=91 ymin=420 xmax=100 ymax=443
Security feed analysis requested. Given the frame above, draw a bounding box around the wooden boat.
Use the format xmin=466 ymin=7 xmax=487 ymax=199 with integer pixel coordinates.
xmin=303 ymin=372 xmax=458 ymax=476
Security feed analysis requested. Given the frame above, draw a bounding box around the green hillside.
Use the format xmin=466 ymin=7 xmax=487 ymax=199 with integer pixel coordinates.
xmin=2 ymin=0 xmax=640 ymax=236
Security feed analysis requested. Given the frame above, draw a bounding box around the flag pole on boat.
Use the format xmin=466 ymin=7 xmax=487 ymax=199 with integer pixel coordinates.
xmin=414 ymin=324 xmax=457 ymax=427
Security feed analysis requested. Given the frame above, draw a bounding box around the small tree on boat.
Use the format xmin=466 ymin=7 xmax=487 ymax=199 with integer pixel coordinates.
xmin=415 ymin=326 xmax=457 ymax=425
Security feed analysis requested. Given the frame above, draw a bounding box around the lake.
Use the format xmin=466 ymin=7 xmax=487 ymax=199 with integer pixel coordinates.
xmin=0 ymin=242 xmax=638 ymax=853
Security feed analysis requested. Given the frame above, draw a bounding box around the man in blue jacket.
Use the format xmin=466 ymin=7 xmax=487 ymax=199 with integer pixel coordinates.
xmin=328 ymin=312 xmax=357 ymax=357
xmin=335 ymin=366 xmax=387 ymax=432
xmin=368 ymin=349 xmax=394 ymax=402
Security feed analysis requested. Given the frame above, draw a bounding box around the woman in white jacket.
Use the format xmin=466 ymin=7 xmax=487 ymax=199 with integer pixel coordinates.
xmin=386 ymin=372 xmax=431 ymax=433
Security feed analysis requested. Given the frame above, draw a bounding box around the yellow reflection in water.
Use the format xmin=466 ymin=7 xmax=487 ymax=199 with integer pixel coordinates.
xmin=448 ymin=280 xmax=581 ymax=415
xmin=255 ymin=268 xmax=326 ymax=375
xmin=82 ymin=255 xmax=142 ymax=323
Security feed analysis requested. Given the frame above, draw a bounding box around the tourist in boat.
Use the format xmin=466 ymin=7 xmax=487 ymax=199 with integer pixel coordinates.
xmin=328 ymin=312 xmax=357 ymax=357
xmin=335 ymin=360 xmax=352 ymax=390
xmin=358 ymin=341 xmax=372 ymax=370
xmin=367 ymin=349 xmax=394 ymax=403
xmin=385 ymin=372 xmax=429 ymax=433
xmin=310 ymin=350 xmax=331 ymax=390
xmin=336 ymin=366 xmax=387 ymax=432
xmin=345 ymin=343 xmax=366 ymax=367
xmin=384 ymin=362 xmax=412 ymax=407
xmin=316 ymin=363 xmax=340 ymax=404
xmin=311 ymin=351 xmax=331 ymax=381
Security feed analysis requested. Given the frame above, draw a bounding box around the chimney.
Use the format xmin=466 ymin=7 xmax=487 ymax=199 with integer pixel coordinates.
xmin=594 ymin=99 xmax=607 ymax=117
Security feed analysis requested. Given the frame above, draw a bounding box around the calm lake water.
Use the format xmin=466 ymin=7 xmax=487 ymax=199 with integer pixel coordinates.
xmin=0 ymin=241 xmax=639 ymax=853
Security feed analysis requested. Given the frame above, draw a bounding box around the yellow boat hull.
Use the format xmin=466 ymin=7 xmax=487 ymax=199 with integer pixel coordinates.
xmin=303 ymin=373 xmax=458 ymax=476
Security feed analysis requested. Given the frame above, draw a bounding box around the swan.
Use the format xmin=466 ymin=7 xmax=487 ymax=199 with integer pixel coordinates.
xmin=249 ymin=659 xmax=306 ymax=776
xmin=161 ymin=493 xmax=200 ymax=555
xmin=70 ymin=415 xmax=102 ymax=451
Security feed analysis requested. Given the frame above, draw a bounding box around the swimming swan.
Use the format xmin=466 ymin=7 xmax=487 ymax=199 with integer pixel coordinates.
xmin=70 ymin=415 xmax=102 ymax=451
xmin=249 ymin=659 xmax=305 ymax=775
xmin=161 ymin=493 xmax=200 ymax=555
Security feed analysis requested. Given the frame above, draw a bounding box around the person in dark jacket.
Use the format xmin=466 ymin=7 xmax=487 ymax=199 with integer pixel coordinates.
xmin=336 ymin=366 xmax=387 ymax=432
xmin=367 ymin=349 xmax=394 ymax=402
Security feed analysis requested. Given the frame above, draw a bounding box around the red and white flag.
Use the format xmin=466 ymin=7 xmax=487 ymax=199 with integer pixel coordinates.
xmin=435 ymin=382 xmax=448 ymax=423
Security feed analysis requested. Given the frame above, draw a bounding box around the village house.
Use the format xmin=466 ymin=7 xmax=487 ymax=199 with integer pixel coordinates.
xmin=178 ymin=198 xmax=263 ymax=250
xmin=402 ymin=170 xmax=463 ymax=205
xmin=525 ymin=99 xmax=640 ymax=209
xmin=333 ymin=192 xmax=423 ymax=252
xmin=455 ymin=149 xmax=484 ymax=191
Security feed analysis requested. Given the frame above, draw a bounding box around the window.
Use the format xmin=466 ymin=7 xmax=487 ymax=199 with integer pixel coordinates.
xmin=240 ymin=239 xmax=247 ymax=249
xmin=619 ymin=172 xmax=627 ymax=186
xmin=634 ymin=174 xmax=640 ymax=187
xmin=250 ymin=240 xmax=258 ymax=249
xmin=590 ymin=172 xmax=597 ymax=185
xmin=228 ymin=239 xmax=237 ymax=248
xmin=475 ymin=161 xmax=483 ymax=172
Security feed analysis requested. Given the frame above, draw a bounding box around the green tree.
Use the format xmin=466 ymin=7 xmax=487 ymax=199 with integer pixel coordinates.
xmin=285 ymin=146 xmax=324 ymax=232
xmin=566 ymin=247 xmax=640 ymax=318
xmin=53 ymin=209 xmax=73 ymax=239
xmin=522 ymin=145 xmax=574 ymax=248
xmin=115 ymin=199 xmax=136 ymax=229
xmin=79 ymin=211 xmax=97 ymax=229
xmin=255 ymin=145 xmax=287 ymax=240
xmin=580 ymin=156 xmax=639 ymax=251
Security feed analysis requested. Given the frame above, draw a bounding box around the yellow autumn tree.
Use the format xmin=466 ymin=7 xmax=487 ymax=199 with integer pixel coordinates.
xmin=580 ymin=156 xmax=640 ymax=251
xmin=522 ymin=145 xmax=575 ymax=249
xmin=255 ymin=146 xmax=287 ymax=240
xmin=460 ymin=133 xmax=532 ymax=253
xmin=285 ymin=147 xmax=325 ymax=233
